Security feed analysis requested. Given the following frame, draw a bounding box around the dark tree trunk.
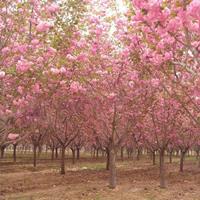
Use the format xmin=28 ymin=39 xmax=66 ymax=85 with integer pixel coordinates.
xmin=159 ymin=149 xmax=166 ymax=188
xmin=127 ymin=149 xmax=130 ymax=158
xmin=196 ymin=150 xmax=199 ymax=160
xmin=169 ymin=151 xmax=173 ymax=164
xmin=180 ymin=150 xmax=186 ymax=172
xmin=55 ymin=147 xmax=58 ymax=159
xmin=198 ymin=156 xmax=200 ymax=168
xmin=76 ymin=148 xmax=80 ymax=160
xmin=13 ymin=143 xmax=17 ymax=163
xmin=106 ymin=148 xmax=110 ymax=170
xmin=109 ymin=147 xmax=116 ymax=189
xmin=0 ymin=146 xmax=5 ymax=158
xmin=33 ymin=144 xmax=37 ymax=167
xmin=51 ymin=147 xmax=55 ymax=160
xmin=71 ymin=148 xmax=75 ymax=164
xmin=60 ymin=146 xmax=66 ymax=175
xmin=121 ymin=147 xmax=124 ymax=161
xmin=152 ymin=151 xmax=156 ymax=165
xmin=92 ymin=148 xmax=96 ymax=158
xmin=136 ymin=148 xmax=141 ymax=161
xmin=96 ymin=148 xmax=99 ymax=159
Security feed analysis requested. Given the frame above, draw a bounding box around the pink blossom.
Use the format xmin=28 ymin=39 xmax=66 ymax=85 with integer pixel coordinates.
xmin=2 ymin=47 xmax=10 ymax=54
xmin=16 ymin=58 xmax=32 ymax=72
xmin=36 ymin=21 xmax=53 ymax=32
xmin=130 ymin=71 xmax=138 ymax=80
xmin=47 ymin=47 xmax=57 ymax=55
xmin=77 ymin=53 xmax=88 ymax=62
xmin=70 ymin=81 xmax=82 ymax=93
xmin=156 ymin=40 xmax=165 ymax=50
xmin=0 ymin=70 xmax=5 ymax=78
xmin=8 ymin=133 xmax=19 ymax=140
xmin=188 ymin=0 xmax=200 ymax=19
xmin=164 ymin=52 xmax=172 ymax=61
xmin=60 ymin=67 xmax=66 ymax=74
xmin=5 ymin=109 xmax=12 ymax=114
xmin=29 ymin=0 xmax=37 ymax=5
xmin=32 ymin=83 xmax=40 ymax=94
xmin=128 ymin=81 xmax=134 ymax=87
xmin=47 ymin=3 xmax=60 ymax=13
xmin=151 ymin=78 xmax=160 ymax=87
xmin=66 ymin=54 xmax=76 ymax=61
xmin=37 ymin=56 xmax=44 ymax=63
xmin=50 ymin=67 xmax=60 ymax=74
xmin=107 ymin=92 xmax=116 ymax=99
xmin=17 ymin=86 xmax=23 ymax=94
xmin=77 ymin=39 xmax=86 ymax=48
xmin=17 ymin=44 xmax=28 ymax=54
xmin=31 ymin=39 xmax=40 ymax=45
xmin=60 ymin=80 xmax=66 ymax=85
xmin=132 ymin=0 xmax=147 ymax=9
xmin=167 ymin=18 xmax=180 ymax=32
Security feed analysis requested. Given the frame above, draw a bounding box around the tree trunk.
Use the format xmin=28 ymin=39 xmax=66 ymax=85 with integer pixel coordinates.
xmin=106 ymin=148 xmax=110 ymax=170
xmin=159 ymin=149 xmax=166 ymax=188
xmin=180 ymin=150 xmax=186 ymax=172
xmin=33 ymin=144 xmax=37 ymax=167
xmin=152 ymin=151 xmax=156 ymax=165
xmin=136 ymin=148 xmax=141 ymax=161
xmin=121 ymin=147 xmax=124 ymax=161
xmin=196 ymin=150 xmax=199 ymax=160
xmin=60 ymin=146 xmax=66 ymax=175
xmin=13 ymin=144 xmax=17 ymax=163
xmin=198 ymin=156 xmax=200 ymax=168
xmin=0 ymin=146 xmax=5 ymax=158
xmin=96 ymin=148 xmax=99 ymax=159
xmin=109 ymin=147 xmax=117 ymax=189
xmin=51 ymin=147 xmax=54 ymax=160
xmin=126 ymin=149 xmax=129 ymax=158
xmin=169 ymin=151 xmax=173 ymax=164
xmin=76 ymin=148 xmax=80 ymax=160
xmin=55 ymin=147 xmax=58 ymax=159
xmin=71 ymin=148 xmax=75 ymax=164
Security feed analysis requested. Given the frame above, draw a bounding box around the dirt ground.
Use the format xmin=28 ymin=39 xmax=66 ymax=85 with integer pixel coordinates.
xmin=0 ymin=154 xmax=200 ymax=200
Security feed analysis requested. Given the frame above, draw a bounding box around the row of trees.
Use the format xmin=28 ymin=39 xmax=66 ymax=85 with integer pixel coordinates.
xmin=0 ymin=0 xmax=200 ymax=189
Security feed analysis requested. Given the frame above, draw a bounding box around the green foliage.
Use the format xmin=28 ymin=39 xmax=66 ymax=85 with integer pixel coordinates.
xmin=50 ymin=0 xmax=87 ymax=50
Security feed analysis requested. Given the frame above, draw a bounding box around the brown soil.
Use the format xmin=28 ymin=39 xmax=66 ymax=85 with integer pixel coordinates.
xmin=0 ymin=156 xmax=200 ymax=200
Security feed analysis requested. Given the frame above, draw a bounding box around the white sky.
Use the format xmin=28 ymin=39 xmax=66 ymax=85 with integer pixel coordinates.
xmin=115 ymin=0 xmax=128 ymax=13
xmin=108 ymin=0 xmax=128 ymax=36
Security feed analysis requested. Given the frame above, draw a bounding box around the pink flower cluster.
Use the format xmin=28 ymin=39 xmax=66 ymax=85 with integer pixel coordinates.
xmin=8 ymin=133 xmax=19 ymax=140
xmin=46 ymin=3 xmax=60 ymax=13
xmin=70 ymin=81 xmax=83 ymax=93
xmin=50 ymin=67 xmax=66 ymax=75
xmin=36 ymin=21 xmax=53 ymax=32
xmin=0 ymin=70 xmax=5 ymax=78
xmin=16 ymin=58 xmax=33 ymax=73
